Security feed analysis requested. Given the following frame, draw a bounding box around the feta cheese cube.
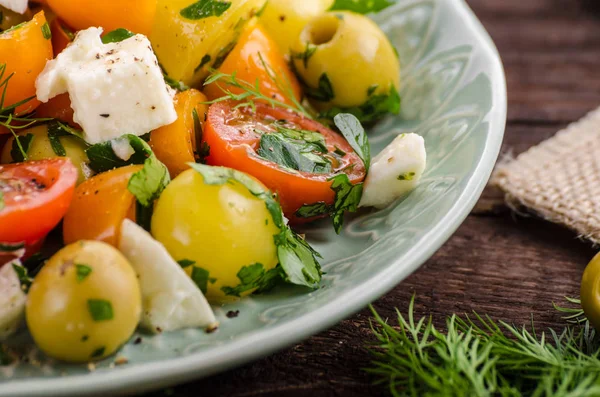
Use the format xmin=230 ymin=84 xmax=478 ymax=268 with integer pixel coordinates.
xmin=36 ymin=27 xmax=177 ymax=144
xmin=359 ymin=133 xmax=427 ymax=209
xmin=0 ymin=0 xmax=27 ymax=14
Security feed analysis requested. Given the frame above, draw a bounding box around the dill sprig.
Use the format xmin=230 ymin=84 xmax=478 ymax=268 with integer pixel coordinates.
xmin=367 ymin=296 xmax=600 ymax=396
xmin=0 ymin=63 xmax=51 ymax=160
xmin=202 ymin=52 xmax=313 ymax=118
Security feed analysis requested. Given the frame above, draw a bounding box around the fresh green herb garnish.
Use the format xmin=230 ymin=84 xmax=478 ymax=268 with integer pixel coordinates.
xmin=0 ymin=242 xmax=24 ymax=252
xmin=333 ymin=113 xmax=370 ymax=170
xmin=180 ymin=0 xmax=232 ymax=20
xmin=75 ymin=264 xmax=92 ymax=283
xmin=12 ymin=263 xmax=32 ymax=292
xmin=2 ymin=21 xmax=26 ymax=35
xmin=290 ymin=44 xmax=317 ymax=69
xmin=101 ymin=28 xmax=135 ymax=44
xmin=46 ymin=121 xmax=72 ymax=157
xmin=192 ymin=109 xmax=210 ymax=163
xmin=212 ymin=39 xmax=238 ymax=70
xmin=87 ymin=299 xmax=114 ymax=322
xmin=86 ymin=134 xmax=152 ymax=173
xmin=128 ymin=155 xmax=170 ymax=231
xmin=177 ymin=259 xmax=196 ymax=268
xmin=194 ymin=54 xmax=212 ymax=73
xmin=159 ymin=63 xmax=189 ymax=91
xmin=90 ymin=346 xmax=105 ymax=358
xmin=305 ymin=73 xmax=335 ymax=102
xmin=10 ymin=133 xmax=34 ymax=162
xmin=188 ymin=163 xmax=322 ymax=288
xmin=368 ymin=296 xmax=600 ymax=396
xmin=60 ymin=23 xmax=75 ymax=40
xmin=329 ymin=0 xmax=394 ymax=14
xmin=320 ymin=85 xmax=401 ymax=123
xmin=397 ymin=172 xmax=415 ymax=181
xmin=191 ymin=266 xmax=216 ymax=295
xmin=41 ymin=22 xmax=51 ymax=40
xmin=333 ymin=146 xmax=347 ymax=156
xmin=221 ymin=263 xmax=283 ymax=297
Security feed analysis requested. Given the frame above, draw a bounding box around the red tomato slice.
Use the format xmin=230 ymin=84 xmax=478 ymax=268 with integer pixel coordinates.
xmin=0 ymin=158 xmax=77 ymax=244
xmin=203 ymin=101 xmax=366 ymax=223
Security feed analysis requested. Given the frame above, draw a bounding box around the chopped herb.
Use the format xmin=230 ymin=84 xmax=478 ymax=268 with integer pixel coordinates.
xmin=191 ymin=266 xmax=216 ymax=294
xmin=257 ymin=133 xmax=331 ymax=174
xmin=87 ymin=299 xmax=114 ymax=322
xmin=81 ymin=335 xmax=89 ymax=342
xmin=319 ymin=85 xmax=401 ymax=123
xmin=188 ymin=163 xmax=322 ymax=288
xmin=0 ymin=242 xmax=24 ymax=252
xmin=12 ymin=263 xmax=32 ymax=292
xmin=41 ymin=22 xmax=51 ymax=40
xmin=333 ymin=113 xmax=371 ymax=170
xmin=10 ymin=133 xmax=33 ymax=162
xmin=47 ymin=121 xmax=70 ymax=157
xmin=221 ymin=263 xmax=283 ymax=297
xmin=177 ymin=259 xmax=196 ymax=268
xmin=398 ymin=172 xmax=415 ymax=181
xmin=163 ymin=74 xmax=189 ymax=91
xmin=101 ymin=28 xmax=135 ymax=44
xmin=2 ymin=21 xmax=26 ymax=35
xmin=180 ymin=0 xmax=232 ymax=20
xmin=291 ymin=43 xmax=317 ymax=68
xmin=367 ymin=84 xmax=379 ymax=96
xmin=86 ymin=134 xmax=152 ymax=173
xmin=295 ymin=202 xmax=330 ymax=218
xmin=60 ymin=23 xmax=75 ymax=40
xmin=333 ymin=146 xmax=347 ymax=156
xmin=226 ymin=310 xmax=240 ymax=318
xmin=194 ymin=54 xmax=212 ymax=73
xmin=90 ymin=346 xmax=105 ymax=358
xmin=128 ymin=155 xmax=170 ymax=207
xmin=305 ymin=73 xmax=335 ymax=102
xmin=75 ymin=264 xmax=92 ymax=282
xmin=212 ymin=39 xmax=238 ymax=70
xmin=193 ymin=109 xmax=210 ymax=163
xmin=329 ymin=0 xmax=394 ymax=14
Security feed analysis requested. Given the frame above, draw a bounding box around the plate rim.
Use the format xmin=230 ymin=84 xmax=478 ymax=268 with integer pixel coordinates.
xmin=2 ymin=0 xmax=507 ymax=395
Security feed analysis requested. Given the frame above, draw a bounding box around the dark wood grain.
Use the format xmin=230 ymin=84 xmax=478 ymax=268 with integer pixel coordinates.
xmin=147 ymin=1 xmax=600 ymax=395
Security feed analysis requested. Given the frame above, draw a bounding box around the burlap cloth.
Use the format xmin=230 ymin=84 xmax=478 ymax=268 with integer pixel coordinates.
xmin=493 ymin=106 xmax=600 ymax=243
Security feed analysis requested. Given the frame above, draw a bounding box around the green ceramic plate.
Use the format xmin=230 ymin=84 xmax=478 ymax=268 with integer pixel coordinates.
xmin=0 ymin=0 xmax=506 ymax=395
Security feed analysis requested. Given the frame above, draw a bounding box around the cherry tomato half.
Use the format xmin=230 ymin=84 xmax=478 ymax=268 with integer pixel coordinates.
xmin=203 ymin=101 xmax=365 ymax=223
xmin=0 ymin=158 xmax=77 ymax=244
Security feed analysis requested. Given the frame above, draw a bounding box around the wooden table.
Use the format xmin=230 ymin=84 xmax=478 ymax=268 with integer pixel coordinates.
xmin=148 ymin=1 xmax=600 ymax=395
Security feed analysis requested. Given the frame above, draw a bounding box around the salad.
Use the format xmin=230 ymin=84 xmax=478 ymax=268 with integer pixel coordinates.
xmin=0 ymin=0 xmax=427 ymax=364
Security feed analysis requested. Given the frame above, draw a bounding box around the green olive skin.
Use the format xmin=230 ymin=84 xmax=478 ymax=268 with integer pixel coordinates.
xmin=581 ymin=252 xmax=600 ymax=330
xmin=0 ymin=124 xmax=93 ymax=184
xmin=291 ymin=11 xmax=400 ymax=111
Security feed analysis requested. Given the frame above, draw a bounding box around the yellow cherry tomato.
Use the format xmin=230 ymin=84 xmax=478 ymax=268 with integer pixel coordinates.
xmin=151 ymin=167 xmax=280 ymax=302
xmin=290 ymin=11 xmax=400 ymax=121
xmin=1 ymin=124 xmax=93 ymax=184
xmin=46 ymin=0 xmax=156 ymax=35
xmin=259 ymin=0 xmax=334 ymax=54
xmin=581 ymin=252 xmax=600 ymax=331
xmin=151 ymin=0 xmax=266 ymax=86
xmin=26 ymin=241 xmax=141 ymax=362
xmin=149 ymin=89 xmax=208 ymax=178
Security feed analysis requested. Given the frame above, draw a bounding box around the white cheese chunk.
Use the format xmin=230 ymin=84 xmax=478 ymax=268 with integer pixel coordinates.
xmin=35 ymin=27 xmax=177 ymax=145
xmin=118 ymin=219 xmax=217 ymax=333
xmin=359 ymin=133 xmax=426 ymax=209
xmin=0 ymin=0 xmax=27 ymax=14
xmin=0 ymin=260 xmax=26 ymax=340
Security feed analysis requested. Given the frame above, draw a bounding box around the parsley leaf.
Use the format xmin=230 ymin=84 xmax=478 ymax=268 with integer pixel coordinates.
xmin=290 ymin=44 xmax=317 ymax=69
xmin=398 ymin=172 xmax=415 ymax=181
xmin=86 ymin=134 xmax=152 ymax=173
xmin=87 ymin=299 xmax=114 ymax=322
xmin=0 ymin=242 xmax=24 ymax=252
xmin=191 ymin=266 xmax=216 ymax=294
xmin=319 ymin=85 xmax=401 ymax=123
xmin=101 ymin=28 xmax=135 ymax=44
xmin=10 ymin=133 xmax=33 ymax=162
xmin=12 ymin=262 xmax=32 ymax=293
xmin=128 ymin=155 xmax=170 ymax=207
xmin=75 ymin=264 xmax=92 ymax=283
xmin=194 ymin=54 xmax=212 ymax=73
xmin=177 ymin=259 xmax=196 ymax=268
xmin=180 ymin=0 xmax=232 ymax=20
xmin=188 ymin=163 xmax=322 ymax=289
xmin=47 ymin=121 xmax=71 ymax=157
xmin=221 ymin=263 xmax=284 ymax=297
xmin=295 ymin=174 xmax=364 ymax=234
xmin=90 ymin=346 xmax=105 ymax=358
xmin=41 ymin=22 xmax=51 ymax=40
xmin=193 ymin=109 xmax=210 ymax=163
xmin=333 ymin=113 xmax=371 ymax=170
xmin=305 ymin=73 xmax=335 ymax=102
xmin=329 ymin=0 xmax=394 ymax=14
xmin=257 ymin=134 xmax=331 ymax=174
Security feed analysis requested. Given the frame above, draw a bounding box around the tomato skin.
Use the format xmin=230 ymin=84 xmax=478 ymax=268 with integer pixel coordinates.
xmin=203 ymin=23 xmax=302 ymax=107
xmin=0 ymin=11 xmax=53 ymax=115
xmin=46 ymin=0 xmax=156 ymax=35
xmin=203 ymin=101 xmax=365 ymax=223
xmin=34 ymin=93 xmax=78 ymax=128
xmin=62 ymin=165 xmax=141 ymax=247
xmin=50 ymin=18 xmax=74 ymax=56
xmin=0 ymin=158 xmax=77 ymax=244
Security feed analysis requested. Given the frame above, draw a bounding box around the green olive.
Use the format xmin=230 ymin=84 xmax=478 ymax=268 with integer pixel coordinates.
xmin=26 ymin=241 xmax=142 ymax=362
xmin=291 ymin=11 xmax=400 ymax=122
xmin=581 ymin=252 xmax=600 ymax=330
xmin=0 ymin=124 xmax=93 ymax=184
xmin=259 ymin=0 xmax=334 ymax=54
